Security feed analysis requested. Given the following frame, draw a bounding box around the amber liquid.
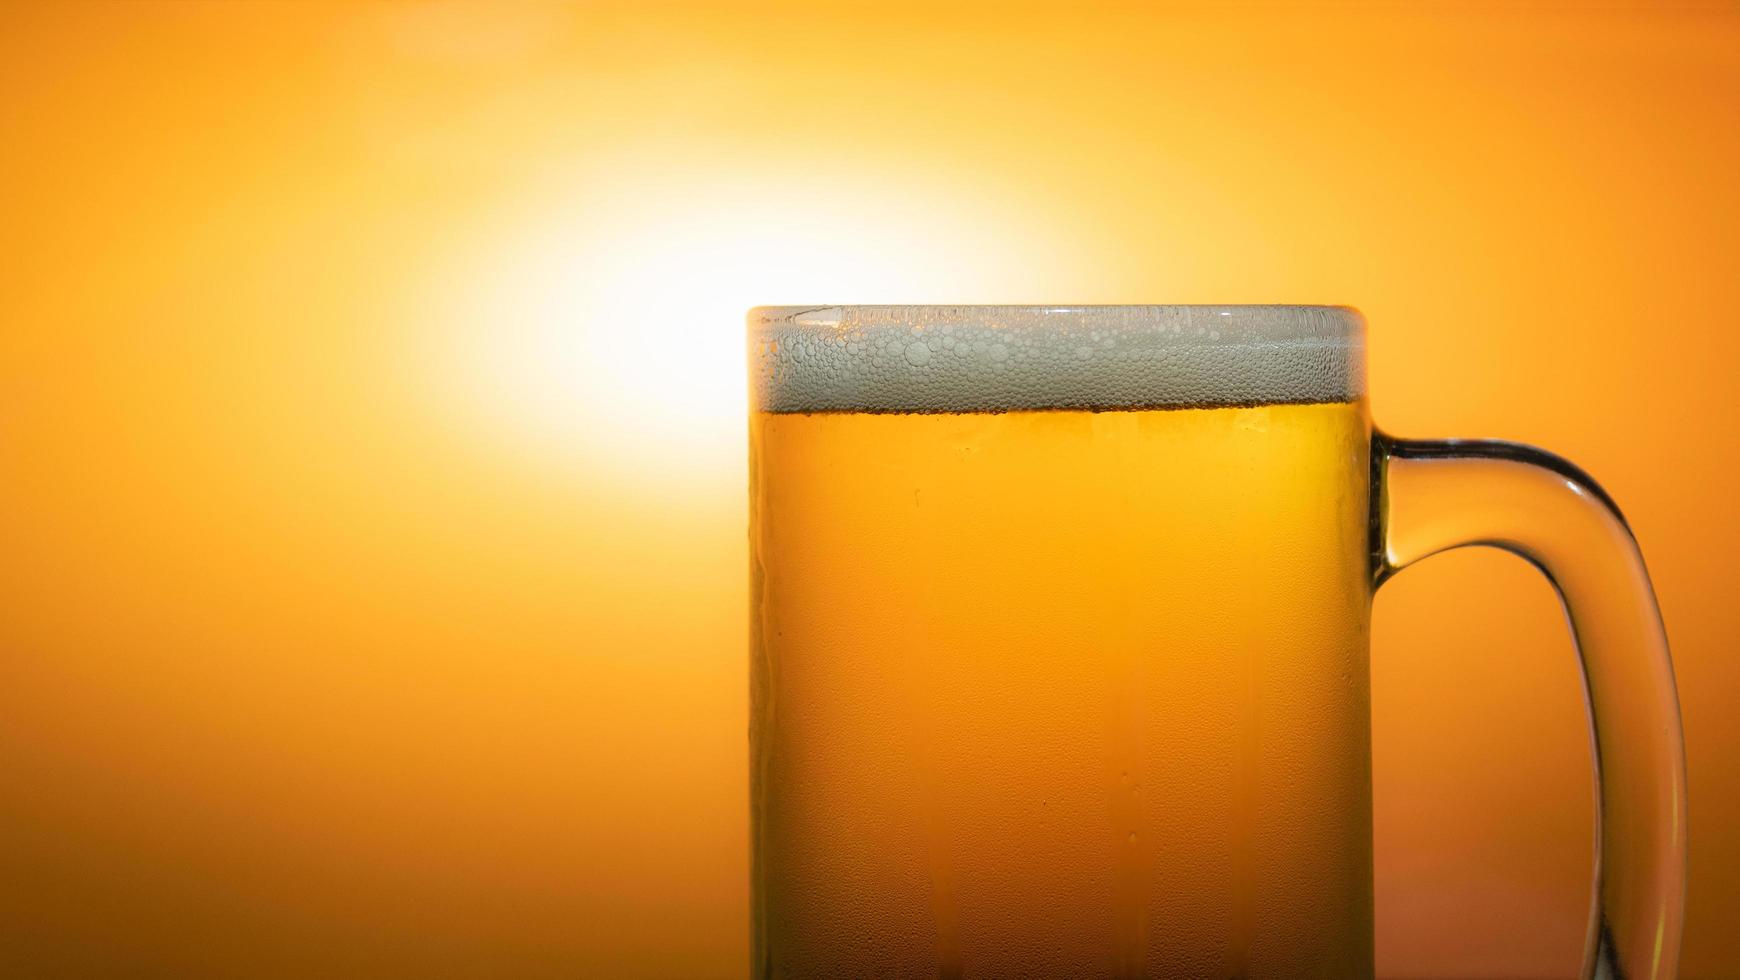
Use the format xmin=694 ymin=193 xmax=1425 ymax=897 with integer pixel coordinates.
xmin=750 ymin=401 xmax=1375 ymax=978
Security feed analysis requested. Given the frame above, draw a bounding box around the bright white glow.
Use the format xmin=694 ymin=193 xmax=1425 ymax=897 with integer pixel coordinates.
xmin=431 ymin=164 xmax=1085 ymax=479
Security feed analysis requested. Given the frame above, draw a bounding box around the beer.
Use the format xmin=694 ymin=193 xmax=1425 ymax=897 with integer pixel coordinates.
xmin=749 ymin=307 xmax=1373 ymax=978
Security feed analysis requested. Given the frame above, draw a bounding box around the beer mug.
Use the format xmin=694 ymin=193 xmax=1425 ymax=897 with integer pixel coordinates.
xmin=746 ymin=306 xmax=1684 ymax=979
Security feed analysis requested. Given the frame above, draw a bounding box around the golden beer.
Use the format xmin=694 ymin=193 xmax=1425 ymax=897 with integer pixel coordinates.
xmin=750 ymin=307 xmax=1373 ymax=978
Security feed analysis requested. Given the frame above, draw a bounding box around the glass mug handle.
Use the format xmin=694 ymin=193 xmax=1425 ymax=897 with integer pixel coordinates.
xmin=1375 ymin=435 xmax=1688 ymax=980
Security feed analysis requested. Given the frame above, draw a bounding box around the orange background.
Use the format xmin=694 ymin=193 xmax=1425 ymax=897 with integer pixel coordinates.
xmin=2 ymin=3 xmax=1736 ymax=977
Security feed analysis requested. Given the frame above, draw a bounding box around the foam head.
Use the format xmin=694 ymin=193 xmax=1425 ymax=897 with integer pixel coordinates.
xmin=748 ymin=305 xmax=1365 ymax=413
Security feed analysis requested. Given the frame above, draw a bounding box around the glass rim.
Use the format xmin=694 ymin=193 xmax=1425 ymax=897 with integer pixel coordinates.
xmin=750 ymin=304 xmax=1364 ymax=334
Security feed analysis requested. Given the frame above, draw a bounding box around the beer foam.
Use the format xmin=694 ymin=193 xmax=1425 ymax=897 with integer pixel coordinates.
xmin=750 ymin=305 xmax=1365 ymax=413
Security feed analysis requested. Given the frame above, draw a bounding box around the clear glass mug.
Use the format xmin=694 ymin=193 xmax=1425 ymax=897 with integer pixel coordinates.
xmin=746 ymin=306 xmax=1684 ymax=979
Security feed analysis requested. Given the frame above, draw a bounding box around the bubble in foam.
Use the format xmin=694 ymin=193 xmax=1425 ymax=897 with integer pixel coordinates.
xmin=749 ymin=305 xmax=1365 ymax=414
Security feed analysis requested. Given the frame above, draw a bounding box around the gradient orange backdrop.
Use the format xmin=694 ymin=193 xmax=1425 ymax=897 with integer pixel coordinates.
xmin=2 ymin=3 xmax=1736 ymax=977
